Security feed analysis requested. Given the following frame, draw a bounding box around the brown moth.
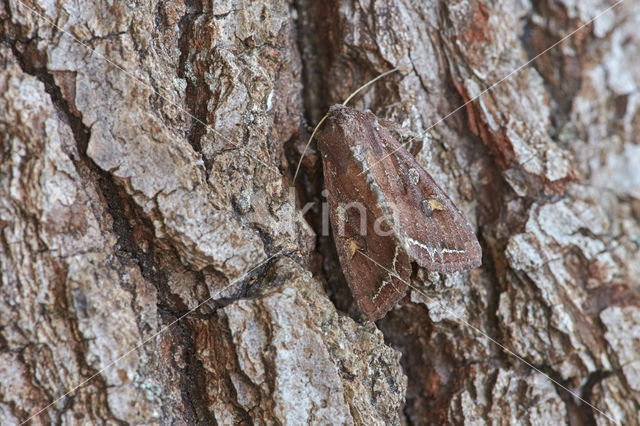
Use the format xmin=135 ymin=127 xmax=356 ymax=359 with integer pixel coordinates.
xmin=316 ymin=105 xmax=482 ymax=321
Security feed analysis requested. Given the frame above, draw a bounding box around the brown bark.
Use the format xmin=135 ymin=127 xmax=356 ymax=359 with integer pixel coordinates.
xmin=1 ymin=0 xmax=638 ymax=424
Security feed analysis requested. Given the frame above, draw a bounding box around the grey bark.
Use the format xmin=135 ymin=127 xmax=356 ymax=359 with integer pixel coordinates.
xmin=0 ymin=0 xmax=638 ymax=424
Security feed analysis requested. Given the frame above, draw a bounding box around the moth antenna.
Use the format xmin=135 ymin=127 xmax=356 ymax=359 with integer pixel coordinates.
xmin=293 ymin=67 xmax=401 ymax=182
xmin=292 ymin=114 xmax=328 ymax=182
xmin=341 ymin=67 xmax=400 ymax=107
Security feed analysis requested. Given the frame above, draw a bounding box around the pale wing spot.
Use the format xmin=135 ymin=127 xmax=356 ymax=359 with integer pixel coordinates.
xmin=427 ymin=197 xmax=445 ymax=212
xmin=347 ymin=238 xmax=362 ymax=259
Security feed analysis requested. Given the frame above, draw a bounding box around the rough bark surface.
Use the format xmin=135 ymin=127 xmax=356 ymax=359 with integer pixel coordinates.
xmin=0 ymin=0 xmax=638 ymax=425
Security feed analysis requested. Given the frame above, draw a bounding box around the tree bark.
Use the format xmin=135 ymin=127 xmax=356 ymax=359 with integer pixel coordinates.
xmin=1 ymin=0 xmax=639 ymax=424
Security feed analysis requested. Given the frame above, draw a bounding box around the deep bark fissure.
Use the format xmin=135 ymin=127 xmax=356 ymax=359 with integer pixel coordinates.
xmin=174 ymin=321 xmax=213 ymax=424
xmin=177 ymin=6 xmax=211 ymax=169
xmin=178 ymin=9 xmax=206 ymax=156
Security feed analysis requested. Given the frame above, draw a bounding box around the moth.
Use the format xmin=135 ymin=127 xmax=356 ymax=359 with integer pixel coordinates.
xmin=316 ymin=105 xmax=482 ymax=321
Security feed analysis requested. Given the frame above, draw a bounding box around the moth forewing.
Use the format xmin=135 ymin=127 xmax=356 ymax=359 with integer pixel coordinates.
xmin=361 ymin=110 xmax=482 ymax=272
xmin=319 ymin=108 xmax=411 ymax=320
xmin=317 ymin=104 xmax=481 ymax=321
xmin=384 ymin=135 xmax=482 ymax=271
